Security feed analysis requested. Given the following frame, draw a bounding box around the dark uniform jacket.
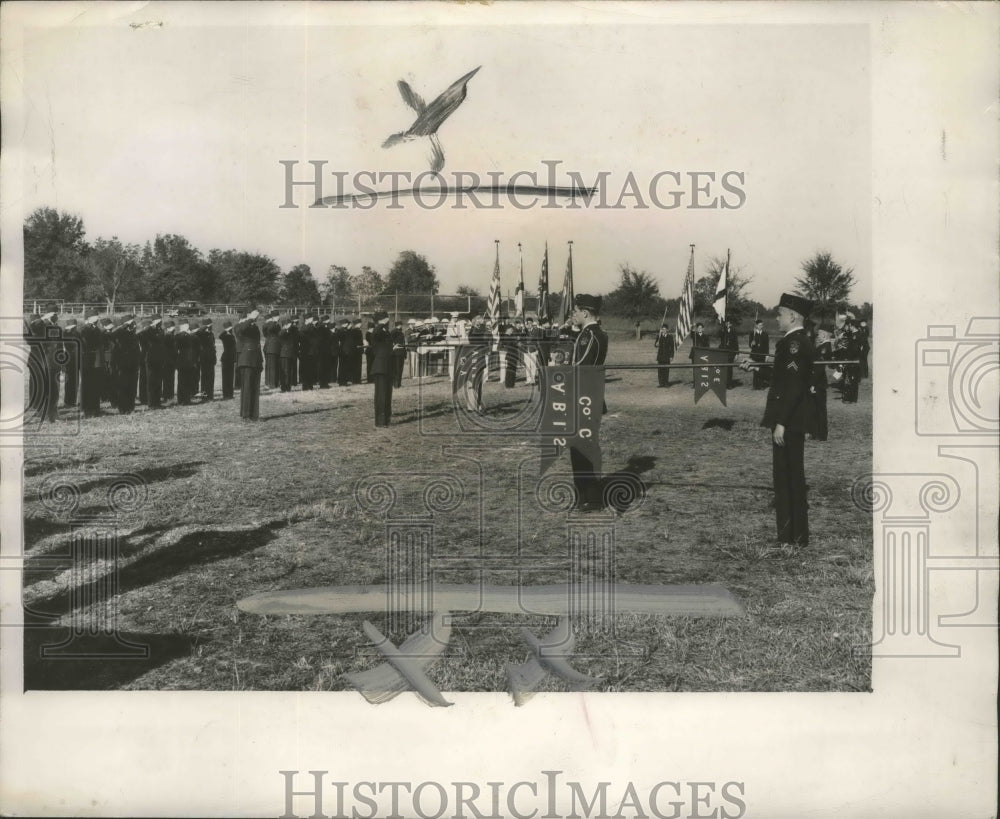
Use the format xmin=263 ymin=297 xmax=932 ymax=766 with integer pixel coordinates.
xmin=263 ymin=320 xmax=281 ymax=355
xmin=719 ymin=327 xmax=740 ymax=352
xmin=112 ymin=325 xmax=141 ymax=366
xmin=749 ymin=328 xmax=770 ymax=359
xmin=368 ymin=325 xmax=394 ymax=376
xmin=174 ymin=331 xmax=199 ymax=369
xmin=571 ymin=322 xmax=609 ymax=366
xmin=761 ymin=328 xmax=816 ymax=432
xmin=219 ymin=328 xmax=236 ymax=361
xmin=688 ymin=330 xmax=709 ymax=360
xmin=279 ymin=326 xmax=297 ymax=359
xmin=80 ymin=323 xmax=107 ymax=369
xmin=235 ymin=318 xmax=263 ymax=369
xmin=654 ymin=332 xmax=675 ymax=363
xmin=138 ymin=325 xmax=168 ymax=366
xmin=196 ymin=325 xmax=217 ymax=365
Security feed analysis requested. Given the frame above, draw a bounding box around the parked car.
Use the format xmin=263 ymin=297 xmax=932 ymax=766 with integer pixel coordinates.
xmin=175 ymin=300 xmax=207 ymax=315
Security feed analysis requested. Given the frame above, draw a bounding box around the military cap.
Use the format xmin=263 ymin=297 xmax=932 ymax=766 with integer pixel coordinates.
xmin=64 ymin=317 xmax=78 ymax=328
xmin=573 ymin=293 xmax=602 ymax=313
xmin=408 ymin=318 xmax=418 ymax=325
xmin=267 ymin=309 xmax=280 ymax=319
xmin=778 ymin=292 xmax=813 ymax=317
xmin=178 ymin=321 xmax=190 ymax=332
xmin=373 ymin=310 xmax=389 ymax=322
xmin=85 ymin=311 xmax=101 ymax=324
xmin=163 ymin=319 xmax=175 ymax=329
xmin=222 ymin=319 xmax=233 ymax=329
xmin=100 ymin=317 xmax=114 ymax=327
xmin=140 ymin=317 xmax=152 ymax=329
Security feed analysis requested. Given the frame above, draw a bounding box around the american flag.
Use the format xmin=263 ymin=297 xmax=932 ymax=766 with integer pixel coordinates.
xmin=487 ymin=241 xmax=501 ymax=330
xmin=515 ymin=243 xmax=525 ymax=317
xmin=537 ymin=242 xmax=550 ymax=322
xmin=676 ymin=245 xmax=696 ymax=343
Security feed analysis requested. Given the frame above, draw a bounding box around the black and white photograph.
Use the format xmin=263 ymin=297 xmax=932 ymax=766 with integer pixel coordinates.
xmin=1 ymin=3 xmax=996 ymax=818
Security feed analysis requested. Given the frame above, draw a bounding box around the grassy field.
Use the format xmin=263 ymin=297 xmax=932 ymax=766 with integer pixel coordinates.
xmin=21 ymin=336 xmax=872 ymax=693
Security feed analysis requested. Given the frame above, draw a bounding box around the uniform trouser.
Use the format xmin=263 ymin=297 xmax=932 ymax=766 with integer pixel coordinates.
xmin=657 ymin=362 xmax=671 ymax=386
xmin=177 ymin=365 xmax=197 ymax=404
xmin=504 ymin=352 xmax=517 ymax=387
xmin=773 ymin=429 xmax=808 ymax=545
xmin=162 ymin=365 xmax=175 ymax=399
xmin=264 ymin=354 xmax=278 ymax=388
xmin=338 ymin=355 xmax=351 ymax=385
xmin=841 ymin=368 xmax=859 ymax=402
xmin=570 ymin=443 xmax=603 ymax=507
xmin=299 ymin=356 xmax=315 ymax=390
xmin=29 ymin=363 xmax=59 ymax=423
xmin=374 ymin=374 xmax=393 ymax=426
xmin=365 ymin=352 xmax=374 ymax=383
xmin=726 ymin=352 xmax=737 ymax=387
xmin=524 ymin=351 xmax=538 ymax=384
xmin=138 ymin=361 xmax=147 ymax=404
xmin=279 ymin=358 xmax=293 ymax=392
xmin=146 ymin=361 xmax=163 ymax=407
xmin=330 ymin=355 xmax=339 ymax=385
xmin=117 ymin=364 xmax=139 ymax=413
xmin=393 ymin=356 xmax=405 ymax=388
xmin=751 ymin=358 xmax=768 ymax=389
xmin=317 ymin=355 xmax=331 ymax=388
xmin=200 ymin=360 xmax=215 ymax=399
xmin=239 ymin=367 xmax=261 ymax=419
xmin=221 ymin=358 xmax=235 ymax=398
xmin=81 ymin=367 xmax=103 ymax=417
xmin=63 ymin=362 xmax=79 ymax=406
xmin=352 ymin=355 xmax=363 ymax=384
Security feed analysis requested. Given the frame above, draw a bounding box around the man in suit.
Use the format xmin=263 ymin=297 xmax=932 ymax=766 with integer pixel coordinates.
xmin=235 ymin=308 xmax=264 ymax=419
xmin=336 ymin=319 xmax=352 ymax=385
xmin=161 ymin=319 xmax=177 ymax=401
xmin=390 ymin=321 xmax=407 ymax=388
xmin=753 ymin=293 xmax=816 ymax=547
xmin=316 ymin=315 xmax=332 ymax=389
xmin=346 ymin=319 xmax=365 ymax=385
xmin=654 ymin=324 xmax=675 ymax=387
xmin=368 ymin=311 xmax=395 ymax=427
xmin=719 ymin=319 xmax=740 ymax=388
xmin=278 ymin=317 xmax=296 ymax=392
xmin=100 ymin=317 xmax=115 ymax=405
xmin=569 ymin=294 xmax=609 ymax=511
xmin=196 ymin=317 xmax=217 ymax=400
xmin=219 ymin=319 xmax=236 ymax=399
xmin=137 ymin=316 xmax=166 ymax=409
xmin=174 ymin=321 xmax=199 ymax=405
xmin=263 ymin=310 xmax=281 ymax=389
xmin=79 ymin=312 xmax=106 ymax=418
xmin=688 ymin=322 xmax=709 ymax=382
xmin=329 ymin=317 xmax=342 ymax=386
xmin=62 ymin=317 xmax=80 ymax=408
xmin=111 ymin=315 xmax=141 ymax=414
xmin=26 ymin=306 xmax=62 ymax=423
xmin=749 ymin=318 xmax=770 ymax=390
xmin=298 ymin=315 xmax=319 ymax=390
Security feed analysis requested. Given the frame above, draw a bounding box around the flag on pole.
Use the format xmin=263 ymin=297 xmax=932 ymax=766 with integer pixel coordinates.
xmin=537 ymin=243 xmax=550 ymax=321
xmin=555 ymin=242 xmax=575 ymax=325
xmin=515 ymin=243 xmax=525 ymax=317
xmin=676 ymin=245 xmax=696 ymax=343
xmin=487 ymin=241 xmax=501 ymax=331
xmin=713 ymin=249 xmax=729 ymax=323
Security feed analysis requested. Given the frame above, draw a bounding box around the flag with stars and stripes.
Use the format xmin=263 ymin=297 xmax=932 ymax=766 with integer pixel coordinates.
xmin=537 ymin=243 xmax=550 ymax=322
xmin=555 ymin=244 xmax=575 ymax=326
xmin=487 ymin=243 xmax=501 ymax=330
xmin=676 ymin=246 xmax=696 ymax=343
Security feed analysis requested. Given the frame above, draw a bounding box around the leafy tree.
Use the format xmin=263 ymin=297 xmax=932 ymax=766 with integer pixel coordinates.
xmin=455 ymin=284 xmax=480 ymax=298
xmin=321 ymin=264 xmax=352 ymax=308
xmin=694 ymin=256 xmax=755 ymax=325
xmin=795 ymin=251 xmax=856 ymax=322
xmin=147 ymin=234 xmax=216 ymax=303
xmin=84 ymin=237 xmax=144 ymax=309
xmin=281 ymin=264 xmax=321 ymax=306
xmin=350 ymin=266 xmax=385 ymax=312
xmin=206 ymin=249 xmax=280 ymax=305
xmin=602 ymin=264 xmax=668 ymax=320
xmin=385 ymin=250 xmax=439 ymax=294
xmin=23 ymin=207 xmax=89 ymax=300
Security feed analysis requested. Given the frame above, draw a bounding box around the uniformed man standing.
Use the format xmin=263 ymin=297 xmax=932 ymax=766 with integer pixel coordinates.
xmin=100 ymin=317 xmax=115 ymax=405
xmin=137 ymin=316 xmax=166 ymax=409
xmin=569 ymin=294 xmax=609 ymax=511
xmin=196 ymin=317 xmax=217 ymax=400
xmin=753 ymin=293 xmax=816 ymax=547
xmin=749 ymin=318 xmax=770 ymax=390
xmin=719 ymin=319 xmax=740 ymax=388
xmin=688 ymin=322 xmax=709 ymax=382
xmin=219 ymin=319 xmax=236 ymax=399
xmin=174 ymin=321 xmax=199 ymax=405
xmin=278 ymin=318 xmax=296 ymax=392
xmin=369 ymin=311 xmax=395 ymax=427
xmin=263 ymin=310 xmax=281 ymax=389
xmin=346 ymin=319 xmax=365 ymax=385
xmin=26 ymin=307 xmax=61 ymax=423
xmin=336 ymin=319 xmax=352 ymax=385
xmin=390 ymin=322 xmax=407 ymax=388
xmin=79 ymin=312 xmax=106 ymax=418
xmin=298 ymin=315 xmax=318 ymax=390
xmin=62 ymin=317 xmax=80 ymax=408
xmin=654 ymin=324 xmax=675 ymax=387
xmin=316 ymin=315 xmax=332 ymax=389
xmin=111 ymin=316 xmax=141 ymax=414
xmin=235 ymin=308 xmax=263 ymax=420
xmin=161 ymin=319 xmax=177 ymax=401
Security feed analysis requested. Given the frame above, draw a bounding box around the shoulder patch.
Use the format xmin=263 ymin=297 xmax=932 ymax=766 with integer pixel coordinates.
xmin=789 ymin=340 xmax=800 ymax=355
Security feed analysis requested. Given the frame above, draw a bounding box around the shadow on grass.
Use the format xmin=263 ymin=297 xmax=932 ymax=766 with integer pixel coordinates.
xmin=702 ymin=418 xmax=736 ymax=431
xmin=36 ymin=461 xmax=208 ymax=498
xmin=23 ymin=628 xmax=203 ymax=690
xmin=260 ymin=405 xmax=355 ymax=423
xmin=24 ymin=453 xmax=102 ymax=478
xmin=24 ymin=521 xmax=286 ymax=625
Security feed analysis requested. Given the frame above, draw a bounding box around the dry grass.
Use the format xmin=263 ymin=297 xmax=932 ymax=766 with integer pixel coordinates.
xmin=21 ymin=338 xmax=872 ymax=693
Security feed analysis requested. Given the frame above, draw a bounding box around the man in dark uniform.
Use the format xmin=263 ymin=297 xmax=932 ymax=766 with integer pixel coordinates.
xmin=857 ymin=319 xmax=871 ymax=380
xmin=174 ymin=321 xmax=199 ymax=405
xmin=111 ymin=315 xmax=141 ymax=414
xmin=345 ymin=319 xmax=364 ymax=385
xmin=298 ymin=315 xmax=318 ymax=390
xmin=219 ymin=319 xmax=236 ymax=399
xmin=837 ymin=321 xmax=861 ymax=404
xmin=315 ymin=315 xmax=332 ymax=389
xmin=235 ymin=308 xmax=263 ymax=420
xmin=79 ymin=312 xmax=106 ymax=418
xmin=263 ymin=310 xmax=281 ymax=389
xmin=196 ymin=317 xmax=217 ymax=400
xmin=26 ymin=307 xmax=61 ymax=423
xmin=137 ymin=316 xmax=166 ymax=409
xmin=749 ymin=318 xmax=770 ymax=390
xmin=569 ymin=294 xmax=609 ymax=511
xmin=368 ymin=311 xmax=395 ymax=427
xmin=688 ymin=322 xmax=709 ymax=382
xmin=161 ymin=319 xmax=177 ymax=401
xmin=654 ymin=324 xmax=675 ymax=387
xmin=100 ymin=317 xmax=115 ymax=405
xmin=364 ymin=320 xmax=376 ymax=384
xmin=62 ymin=317 xmax=80 ymax=408
xmin=752 ymin=293 xmax=816 ymax=547
xmin=278 ymin=318 xmax=296 ymax=392
xmin=719 ymin=319 xmax=740 ymax=388
xmin=336 ymin=319 xmax=352 ymax=385
xmin=501 ymin=321 xmax=520 ymax=388
xmin=329 ymin=317 xmax=342 ymax=386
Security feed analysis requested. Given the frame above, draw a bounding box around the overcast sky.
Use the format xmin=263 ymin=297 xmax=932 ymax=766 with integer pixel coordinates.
xmin=18 ymin=11 xmax=871 ymax=306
